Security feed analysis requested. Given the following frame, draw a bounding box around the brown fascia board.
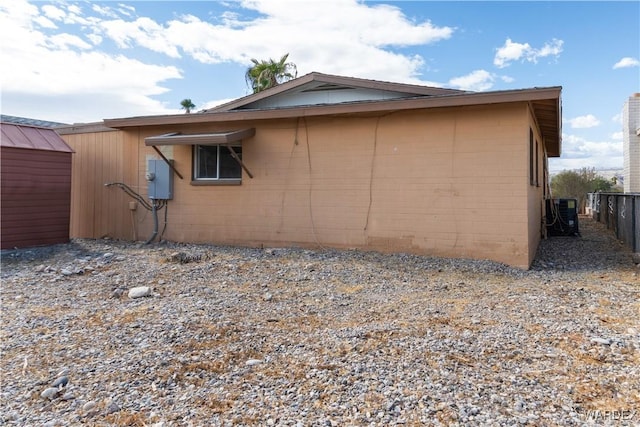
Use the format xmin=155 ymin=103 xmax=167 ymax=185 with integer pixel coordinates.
xmin=55 ymin=122 xmax=118 ymax=135
xmin=205 ymin=72 xmax=466 ymax=113
xmin=104 ymin=86 xmax=561 ymax=129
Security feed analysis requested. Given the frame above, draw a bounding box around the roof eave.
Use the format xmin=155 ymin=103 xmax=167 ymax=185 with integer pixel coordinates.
xmin=105 ymin=86 xmax=561 ymax=129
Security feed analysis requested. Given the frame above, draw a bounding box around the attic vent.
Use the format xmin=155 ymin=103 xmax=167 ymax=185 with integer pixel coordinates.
xmin=301 ymin=84 xmax=352 ymax=93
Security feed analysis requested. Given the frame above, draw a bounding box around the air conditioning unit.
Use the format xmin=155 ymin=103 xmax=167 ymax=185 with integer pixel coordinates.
xmin=546 ymin=198 xmax=580 ymax=236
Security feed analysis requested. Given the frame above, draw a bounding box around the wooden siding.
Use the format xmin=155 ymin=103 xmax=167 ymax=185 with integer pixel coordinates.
xmin=62 ymin=129 xmax=136 ymax=240
xmin=1 ymin=148 xmax=72 ymax=249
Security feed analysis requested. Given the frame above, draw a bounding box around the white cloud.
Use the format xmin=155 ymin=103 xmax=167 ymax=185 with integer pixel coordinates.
xmin=611 ymin=131 xmax=623 ymax=140
xmin=99 ymin=17 xmax=182 ymax=58
xmin=1 ymin=0 xmax=460 ymax=123
xmin=494 ymin=38 xmax=563 ymax=68
xmin=47 ymin=33 xmax=92 ymax=50
xmin=33 ymin=15 xmax=57 ymax=29
xmin=93 ymin=0 xmax=453 ymax=80
xmin=92 ymin=4 xmax=118 ymax=19
xmin=612 ymin=112 xmax=623 ymax=124
xmin=41 ymin=4 xmax=66 ymax=21
xmin=613 ymin=57 xmax=640 ymax=69
xmin=567 ymin=114 xmax=600 ymax=129
xmin=116 ymin=4 xmax=136 ymax=17
xmin=448 ymin=69 xmax=494 ymax=91
xmin=0 ymin=0 xmax=182 ymax=122
xmin=549 ymin=133 xmax=623 ymax=172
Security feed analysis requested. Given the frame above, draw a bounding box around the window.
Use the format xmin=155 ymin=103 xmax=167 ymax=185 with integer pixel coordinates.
xmin=535 ymin=139 xmax=540 ymax=187
xmin=529 ymin=129 xmax=535 ymax=186
xmin=193 ymin=144 xmax=242 ymax=183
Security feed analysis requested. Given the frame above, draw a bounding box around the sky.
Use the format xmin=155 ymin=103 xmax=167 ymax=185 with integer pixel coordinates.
xmin=1 ymin=1 xmax=638 ymax=173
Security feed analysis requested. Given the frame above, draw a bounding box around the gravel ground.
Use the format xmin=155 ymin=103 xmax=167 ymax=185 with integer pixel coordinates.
xmin=1 ymin=217 xmax=638 ymax=427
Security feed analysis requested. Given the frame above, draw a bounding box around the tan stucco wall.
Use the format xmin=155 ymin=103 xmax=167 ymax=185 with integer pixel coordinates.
xmin=65 ymin=103 xmax=544 ymax=268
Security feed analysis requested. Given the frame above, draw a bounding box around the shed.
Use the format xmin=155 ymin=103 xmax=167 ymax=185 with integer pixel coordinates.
xmin=59 ymin=72 xmax=562 ymax=269
xmin=1 ymin=116 xmax=74 ymax=249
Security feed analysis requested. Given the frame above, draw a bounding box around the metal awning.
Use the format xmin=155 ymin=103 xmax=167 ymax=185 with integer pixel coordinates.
xmin=144 ymin=128 xmax=256 ymax=180
xmin=144 ymin=128 xmax=255 ymax=146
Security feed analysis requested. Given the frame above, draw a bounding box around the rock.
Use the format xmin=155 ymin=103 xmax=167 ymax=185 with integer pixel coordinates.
xmin=112 ymin=288 xmax=125 ymax=298
xmin=168 ymin=251 xmax=204 ymax=264
xmin=245 ymin=359 xmax=262 ymax=366
xmin=591 ymin=337 xmax=611 ymax=345
xmin=51 ymin=376 xmax=68 ymax=388
xmin=128 ymin=286 xmax=152 ymax=299
xmin=83 ymin=401 xmax=97 ymax=412
xmin=263 ymin=293 xmax=273 ymax=302
xmin=106 ymin=402 xmax=121 ymax=414
xmin=40 ymin=387 xmax=60 ymax=400
xmin=61 ymin=269 xmax=73 ymax=276
xmin=103 ymin=253 xmax=114 ymax=258
xmin=61 ymin=392 xmax=75 ymax=401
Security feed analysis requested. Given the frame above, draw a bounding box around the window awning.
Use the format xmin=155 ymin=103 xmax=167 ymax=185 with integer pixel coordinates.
xmin=144 ymin=128 xmax=255 ymax=146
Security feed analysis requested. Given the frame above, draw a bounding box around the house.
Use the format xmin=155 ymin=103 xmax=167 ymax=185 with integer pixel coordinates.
xmin=57 ymin=72 xmax=561 ymax=268
xmin=622 ymin=93 xmax=640 ymax=193
xmin=1 ymin=116 xmax=74 ymax=249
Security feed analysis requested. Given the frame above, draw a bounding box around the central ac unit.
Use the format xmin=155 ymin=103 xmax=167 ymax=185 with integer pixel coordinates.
xmin=546 ymin=198 xmax=580 ymax=236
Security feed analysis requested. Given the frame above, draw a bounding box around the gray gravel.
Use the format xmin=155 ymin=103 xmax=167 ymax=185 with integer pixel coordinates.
xmin=1 ymin=217 xmax=639 ymax=426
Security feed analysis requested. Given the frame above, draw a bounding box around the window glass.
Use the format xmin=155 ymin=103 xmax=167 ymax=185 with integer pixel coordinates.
xmin=220 ymin=147 xmax=242 ymax=178
xmin=529 ymin=129 xmax=534 ymax=186
xmin=194 ymin=145 xmax=242 ymax=180
xmin=197 ymin=145 xmax=218 ymax=179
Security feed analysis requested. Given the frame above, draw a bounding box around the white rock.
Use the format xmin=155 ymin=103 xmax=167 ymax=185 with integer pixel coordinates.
xmin=128 ymin=286 xmax=152 ymax=299
xmin=82 ymin=400 xmax=97 ymax=412
xmin=590 ymin=337 xmax=611 ymax=345
xmin=245 ymin=359 xmax=262 ymax=366
xmin=40 ymin=387 xmax=59 ymax=400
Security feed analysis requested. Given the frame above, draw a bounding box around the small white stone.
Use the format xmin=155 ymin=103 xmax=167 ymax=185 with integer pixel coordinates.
xmin=245 ymin=359 xmax=262 ymax=366
xmin=590 ymin=337 xmax=611 ymax=345
xmin=83 ymin=400 xmax=97 ymax=412
xmin=40 ymin=387 xmax=59 ymax=400
xmin=128 ymin=286 xmax=151 ymax=299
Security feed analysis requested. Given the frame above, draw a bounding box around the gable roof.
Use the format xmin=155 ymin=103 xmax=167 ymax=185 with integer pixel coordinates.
xmin=205 ymin=72 xmax=466 ymax=113
xmin=1 ymin=122 xmax=74 ymax=153
xmin=103 ymin=73 xmax=562 ymax=157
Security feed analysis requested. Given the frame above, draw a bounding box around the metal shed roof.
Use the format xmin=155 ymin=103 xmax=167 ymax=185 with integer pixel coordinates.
xmin=0 ymin=122 xmax=74 ymax=153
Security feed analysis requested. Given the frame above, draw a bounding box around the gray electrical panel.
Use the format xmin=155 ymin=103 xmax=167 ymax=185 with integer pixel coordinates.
xmin=147 ymin=159 xmax=174 ymax=200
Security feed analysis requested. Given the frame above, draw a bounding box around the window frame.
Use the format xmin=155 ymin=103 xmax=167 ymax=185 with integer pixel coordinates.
xmin=535 ymin=139 xmax=540 ymax=187
xmin=529 ymin=128 xmax=535 ymax=186
xmin=191 ymin=144 xmax=243 ymax=186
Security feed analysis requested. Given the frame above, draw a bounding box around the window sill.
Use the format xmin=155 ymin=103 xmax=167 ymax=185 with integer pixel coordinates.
xmin=190 ymin=179 xmax=242 ymax=186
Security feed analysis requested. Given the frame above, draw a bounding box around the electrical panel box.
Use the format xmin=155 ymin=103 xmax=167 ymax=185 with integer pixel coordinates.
xmin=147 ymin=159 xmax=174 ymax=200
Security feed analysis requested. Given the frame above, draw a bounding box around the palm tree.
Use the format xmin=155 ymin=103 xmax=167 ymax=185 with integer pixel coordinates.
xmin=180 ymin=98 xmax=195 ymax=114
xmin=245 ymin=53 xmax=297 ymax=93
